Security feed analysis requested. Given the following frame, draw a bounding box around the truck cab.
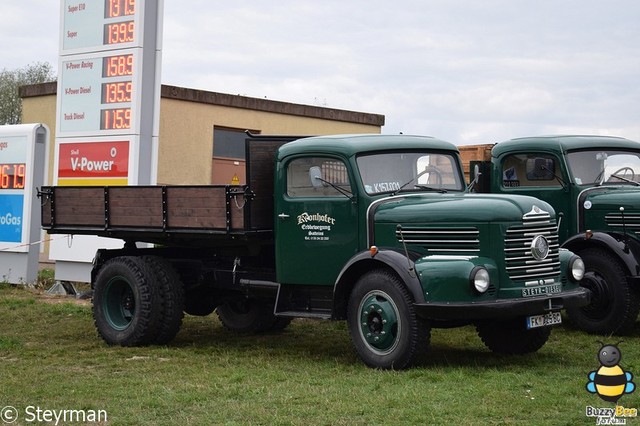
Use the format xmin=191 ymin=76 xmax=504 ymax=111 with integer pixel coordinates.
xmin=469 ymin=135 xmax=640 ymax=334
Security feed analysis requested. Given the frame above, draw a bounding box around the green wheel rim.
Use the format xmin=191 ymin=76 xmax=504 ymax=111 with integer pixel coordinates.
xmin=103 ymin=276 xmax=135 ymax=330
xmin=357 ymin=290 xmax=401 ymax=355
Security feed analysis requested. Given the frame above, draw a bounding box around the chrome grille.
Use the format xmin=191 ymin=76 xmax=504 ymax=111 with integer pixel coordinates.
xmin=504 ymin=207 xmax=560 ymax=284
xmin=396 ymin=227 xmax=479 ymax=253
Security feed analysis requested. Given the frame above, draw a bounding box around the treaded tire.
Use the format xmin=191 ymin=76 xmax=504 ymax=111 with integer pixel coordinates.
xmin=143 ymin=256 xmax=185 ymax=344
xmin=347 ymin=269 xmax=430 ymax=370
xmin=216 ymin=298 xmax=276 ymax=334
xmin=566 ymin=248 xmax=640 ymax=335
xmin=476 ymin=318 xmax=551 ymax=354
xmin=92 ymin=256 xmax=162 ymax=346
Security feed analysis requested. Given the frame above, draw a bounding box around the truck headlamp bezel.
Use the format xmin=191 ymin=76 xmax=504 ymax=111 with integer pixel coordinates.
xmin=470 ymin=266 xmax=491 ymax=294
xmin=569 ymin=255 xmax=585 ymax=282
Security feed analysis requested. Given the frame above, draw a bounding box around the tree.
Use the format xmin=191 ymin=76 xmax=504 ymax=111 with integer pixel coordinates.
xmin=0 ymin=62 xmax=56 ymax=125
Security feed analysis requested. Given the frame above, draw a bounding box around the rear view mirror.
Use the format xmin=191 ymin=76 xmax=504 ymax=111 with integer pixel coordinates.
xmin=526 ymin=158 xmax=555 ymax=180
xmin=309 ymin=166 xmax=323 ymax=188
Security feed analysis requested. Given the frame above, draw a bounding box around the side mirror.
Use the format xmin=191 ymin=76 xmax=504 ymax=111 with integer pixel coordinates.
xmin=309 ymin=166 xmax=323 ymax=188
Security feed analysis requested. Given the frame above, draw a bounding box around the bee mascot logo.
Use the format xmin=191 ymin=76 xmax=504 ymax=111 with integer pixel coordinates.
xmin=586 ymin=342 xmax=635 ymax=403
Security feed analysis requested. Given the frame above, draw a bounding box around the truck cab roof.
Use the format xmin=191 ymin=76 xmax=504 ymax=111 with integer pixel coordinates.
xmin=277 ymin=134 xmax=459 ymax=160
xmin=492 ymin=135 xmax=639 ymax=157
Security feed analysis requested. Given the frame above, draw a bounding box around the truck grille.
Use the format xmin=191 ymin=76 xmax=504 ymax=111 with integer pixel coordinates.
xmin=504 ymin=207 xmax=560 ymax=284
xmin=396 ymin=227 xmax=480 ymax=253
xmin=605 ymin=211 xmax=640 ymax=235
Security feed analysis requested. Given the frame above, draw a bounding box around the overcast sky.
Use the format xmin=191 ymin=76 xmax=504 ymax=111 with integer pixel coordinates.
xmin=4 ymin=0 xmax=640 ymax=144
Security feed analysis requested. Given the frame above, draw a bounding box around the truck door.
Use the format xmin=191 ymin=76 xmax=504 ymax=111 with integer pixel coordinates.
xmin=275 ymin=156 xmax=358 ymax=285
xmin=498 ymin=153 xmax=572 ymax=240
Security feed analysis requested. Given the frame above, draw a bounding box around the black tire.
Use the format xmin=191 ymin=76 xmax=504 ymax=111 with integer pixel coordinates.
xmin=347 ymin=269 xmax=430 ymax=370
xmin=566 ymin=248 xmax=640 ymax=335
xmin=476 ymin=318 xmax=551 ymax=354
xmin=143 ymin=256 xmax=185 ymax=344
xmin=216 ymin=298 xmax=276 ymax=333
xmin=92 ymin=256 xmax=162 ymax=346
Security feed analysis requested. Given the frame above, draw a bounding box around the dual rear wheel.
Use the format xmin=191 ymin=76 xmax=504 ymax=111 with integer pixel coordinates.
xmin=93 ymin=256 xmax=184 ymax=346
xmin=92 ymin=255 xmax=289 ymax=346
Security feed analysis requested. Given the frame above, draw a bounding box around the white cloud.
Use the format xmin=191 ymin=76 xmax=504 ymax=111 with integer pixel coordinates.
xmin=3 ymin=0 xmax=639 ymax=144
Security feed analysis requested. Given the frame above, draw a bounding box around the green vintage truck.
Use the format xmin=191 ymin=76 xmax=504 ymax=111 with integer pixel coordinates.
xmin=40 ymin=134 xmax=589 ymax=369
xmin=463 ymin=135 xmax=640 ymax=335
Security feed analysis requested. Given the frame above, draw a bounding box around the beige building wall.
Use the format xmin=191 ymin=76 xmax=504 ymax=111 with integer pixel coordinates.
xmin=20 ymin=83 xmax=384 ymax=187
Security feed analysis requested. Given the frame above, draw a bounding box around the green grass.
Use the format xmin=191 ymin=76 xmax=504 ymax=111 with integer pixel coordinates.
xmin=0 ymin=285 xmax=638 ymax=425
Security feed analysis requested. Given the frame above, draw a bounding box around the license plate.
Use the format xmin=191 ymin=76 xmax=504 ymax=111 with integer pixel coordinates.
xmin=526 ymin=312 xmax=562 ymax=329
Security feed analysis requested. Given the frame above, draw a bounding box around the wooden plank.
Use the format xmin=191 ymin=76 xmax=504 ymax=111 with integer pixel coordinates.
xmin=53 ymin=187 xmax=105 ymax=226
xmin=107 ymin=187 xmax=164 ymax=228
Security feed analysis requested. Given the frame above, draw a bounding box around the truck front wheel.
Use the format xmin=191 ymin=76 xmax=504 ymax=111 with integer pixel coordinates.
xmin=566 ymin=248 xmax=640 ymax=335
xmin=347 ymin=270 xmax=430 ymax=370
xmin=93 ymin=256 xmax=162 ymax=346
xmin=476 ymin=318 xmax=550 ymax=354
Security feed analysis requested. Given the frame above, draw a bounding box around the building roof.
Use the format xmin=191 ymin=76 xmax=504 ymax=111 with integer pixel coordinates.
xmin=19 ymin=82 xmax=385 ymax=126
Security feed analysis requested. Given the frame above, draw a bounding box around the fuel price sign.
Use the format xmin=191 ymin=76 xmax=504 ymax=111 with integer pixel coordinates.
xmin=57 ymin=49 xmax=139 ymax=136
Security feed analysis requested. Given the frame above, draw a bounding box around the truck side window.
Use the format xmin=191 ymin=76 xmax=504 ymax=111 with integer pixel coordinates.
xmin=502 ymin=154 xmax=561 ymax=188
xmin=287 ymin=157 xmax=350 ymax=197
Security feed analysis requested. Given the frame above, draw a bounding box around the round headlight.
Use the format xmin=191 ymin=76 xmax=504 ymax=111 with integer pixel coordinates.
xmin=530 ymin=235 xmax=550 ymax=260
xmin=569 ymin=256 xmax=585 ymax=281
xmin=470 ymin=267 xmax=491 ymax=293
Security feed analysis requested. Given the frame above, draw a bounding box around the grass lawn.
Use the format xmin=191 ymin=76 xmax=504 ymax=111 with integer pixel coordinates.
xmin=1 ymin=284 xmax=638 ymax=425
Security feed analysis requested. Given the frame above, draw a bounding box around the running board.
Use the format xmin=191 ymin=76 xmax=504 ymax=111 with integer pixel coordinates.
xmin=276 ymin=311 xmax=332 ymax=320
xmin=275 ymin=284 xmax=334 ymax=319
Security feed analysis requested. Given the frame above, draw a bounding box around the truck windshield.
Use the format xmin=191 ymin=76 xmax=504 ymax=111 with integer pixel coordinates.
xmin=566 ymin=150 xmax=640 ymax=186
xmin=356 ymin=151 xmax=464 ymax=195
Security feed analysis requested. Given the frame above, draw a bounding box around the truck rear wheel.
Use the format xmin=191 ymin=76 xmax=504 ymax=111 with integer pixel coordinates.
xmin=566 ymin=248 xmax=640 ymax=335
xmin=93 ymin=256 xmax=162 ymax=346
xmin=347 ymin=270 xmax=430 ymax=370
xmin=216 ymin=298 xmax=276 ymax=333
xmin=476 ymin=318 xmax=550 ymax=354
xmin=143 ymin=256 xmax=185 ymax=344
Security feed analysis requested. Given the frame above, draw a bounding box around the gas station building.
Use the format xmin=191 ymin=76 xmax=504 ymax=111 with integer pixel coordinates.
xmin=20 ymin=82 xmax=385 ymax=187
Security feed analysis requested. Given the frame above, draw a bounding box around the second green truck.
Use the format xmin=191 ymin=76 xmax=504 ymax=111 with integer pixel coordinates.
xmin=463 ymin=135 xmax=640 ymax=335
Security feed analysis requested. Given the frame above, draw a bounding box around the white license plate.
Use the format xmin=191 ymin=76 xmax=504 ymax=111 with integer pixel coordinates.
xmin=526 ymin=312 xmax=562 ymax=329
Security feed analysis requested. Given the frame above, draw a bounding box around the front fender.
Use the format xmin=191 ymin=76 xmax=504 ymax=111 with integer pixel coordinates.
xmin=413 ymin=256 xmax=499 ymax=302
xmin=562 ymin=231 xmax=640 ymax=277
xmin=332 ymin=248 xmax=423 ymax=320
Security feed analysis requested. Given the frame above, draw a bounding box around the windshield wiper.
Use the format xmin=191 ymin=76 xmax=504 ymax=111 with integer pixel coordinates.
xmin=313 ymin=176 xmax=353 ymax=197
xmin=413 ymin=184 xmax=447 ymax=193
xmin=392 ymin=168 xmax=436 ymax=195
xmin=610 ymin=174 xmax=640 ymax=186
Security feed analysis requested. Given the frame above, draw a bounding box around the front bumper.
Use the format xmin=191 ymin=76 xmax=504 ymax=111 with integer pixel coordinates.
xmin=414 ymin=287 xmax=591 ymax=321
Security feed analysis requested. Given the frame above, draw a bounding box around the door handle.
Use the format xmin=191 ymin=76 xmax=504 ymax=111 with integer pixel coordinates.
xmin=278 ymin=213 xmax=290 ymax=219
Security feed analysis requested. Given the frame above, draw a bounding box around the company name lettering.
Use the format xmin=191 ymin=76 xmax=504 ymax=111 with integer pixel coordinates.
xmin=297 ymin=212 xmax=335 ymax=226
xmin=70 ymin=157 xmax=115 ymax=172
xmin=0 ymin=213 xmax=21 ymax=226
